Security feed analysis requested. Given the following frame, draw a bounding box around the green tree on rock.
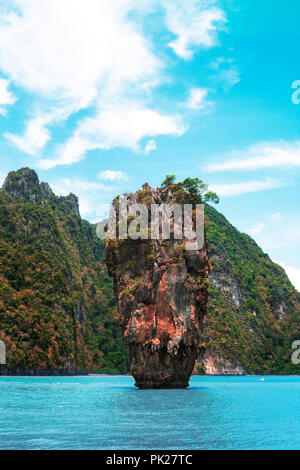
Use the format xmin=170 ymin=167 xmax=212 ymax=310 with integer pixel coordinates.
xmin=161 ymin=175 xmax=220 ymax=204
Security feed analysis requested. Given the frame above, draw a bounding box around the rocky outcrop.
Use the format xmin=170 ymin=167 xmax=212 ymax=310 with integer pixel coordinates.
xmin=3 ymin=167 xmax=43 ymax=203
xmin=106 ymin=183 xmax=211 ymax=388
xmin=2 ymin=167 xmax=80 ymax=217
xmin=200 ymin=351 xmax=247 ymax=375
xmin=209 ymin=272 xmax=244 ymax=308
xmin=0 ymin=168 xmax=125 ymax=375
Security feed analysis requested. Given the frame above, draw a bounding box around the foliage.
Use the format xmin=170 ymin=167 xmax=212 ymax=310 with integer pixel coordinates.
xmin=200 ymin=204 xmax=300 ymax=374
xmin=0 ymin=170 xmax=126 ymax=374
xmin=161 ymin=174 xmax=176 ymax=187
xmin=161 ymin=175 xmax=219 ymax=204
xmin=0 ymin=169 xmax=299 ymax=375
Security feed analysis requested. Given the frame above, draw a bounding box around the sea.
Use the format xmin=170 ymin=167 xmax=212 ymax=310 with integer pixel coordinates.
xmin=0 ymin=375 xmax=299 ymax=450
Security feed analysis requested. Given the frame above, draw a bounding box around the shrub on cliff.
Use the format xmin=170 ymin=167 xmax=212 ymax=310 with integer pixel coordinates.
xmin=161 ymin=174 xmax=219 ymax=205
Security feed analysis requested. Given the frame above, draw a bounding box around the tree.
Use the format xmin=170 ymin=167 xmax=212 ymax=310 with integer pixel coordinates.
xmin=161 ymin=174 xmax=176 ymax=188
xmin=161 ymin=175 xmax=220 ymax=204
xmin=203 ymin=191 xmax=220 ymax=204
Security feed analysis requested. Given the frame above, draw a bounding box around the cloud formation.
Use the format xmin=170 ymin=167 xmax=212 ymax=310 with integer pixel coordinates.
xmin=5 ymin=114 xmax=52 ymax=154
xmin=98 ymin=170 xmax=128 ymax=181
xmin=209 ymin=177 xmax=283 ymax=196
xmin=38 ymin=104 xmax=186 ymax=169
xmin=50 ymin=177 xmax=112 ymax=219
xmin=0 ymin=78 xmax=17 ymax=115
xmin=277 ymin=262 xmax=300 ymax=292
xmin=144 ymin=139 xmax=157 ymax=154
xmin=206 ymin=141 xmax=300 ymax=172
xmin=210 ymin=56 xmax=240 ymax=89
xmin=248 ymin=223 xmax=266 ymax=236
xmin=165 ymin=1 xmax=226 ymax=59
xmin=0 ymin=0 xmax=226 ymax=167
xmin=184 ymin=88 xmax=210 ymax=110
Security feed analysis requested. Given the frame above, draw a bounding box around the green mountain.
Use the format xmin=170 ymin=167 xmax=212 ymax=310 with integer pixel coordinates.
xmin=198 ymin=204 xmax=300 ymax=374
xmin=0 ymin=168 xmax=126 ymax=374
xmin=0 ymin=168 xmax=299 ymax=374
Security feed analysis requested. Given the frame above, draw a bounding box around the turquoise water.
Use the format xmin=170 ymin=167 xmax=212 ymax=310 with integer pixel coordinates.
xmin=0 ymin=375 xmax=299 ymax=450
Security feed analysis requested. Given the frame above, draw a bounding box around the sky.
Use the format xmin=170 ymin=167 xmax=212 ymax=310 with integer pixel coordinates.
xmin=0 ymin=0 xmax=299 ymax=290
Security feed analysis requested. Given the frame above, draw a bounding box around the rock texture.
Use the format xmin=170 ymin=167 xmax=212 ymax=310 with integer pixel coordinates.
xmin=106 ymin=184 xmax=211 ymax=388
xmin=3 ymin=167 xmax=80 ymax=216
xmin=201 ymin=351 xmax=246 ymax=375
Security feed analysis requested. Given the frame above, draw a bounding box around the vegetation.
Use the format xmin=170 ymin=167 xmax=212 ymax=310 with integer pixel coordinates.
xmin=201 ymin=204 xmax=300 ymax=374
xmin=161 ymin=174 xmax=220 ymax=204
xmin=0 ymin=169 xmax=299 ymax=374
xmin=0 ymin=169 xmax=126 ymax=374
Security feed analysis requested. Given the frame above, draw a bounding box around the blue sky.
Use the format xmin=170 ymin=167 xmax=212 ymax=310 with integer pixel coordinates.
xmin=0 ymin=0 xmax=299 ymax=289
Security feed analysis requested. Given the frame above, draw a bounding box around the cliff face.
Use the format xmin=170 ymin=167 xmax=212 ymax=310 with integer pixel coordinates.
xmin=0 ymin=168 xmax=125 ymax=375
xmin=106 ymin=184 xmax=210 ymax=388
xmin=201 ymin=351 xmax=246 ymax=375
xmin=195 ymin=204 xmax=300 ymax=375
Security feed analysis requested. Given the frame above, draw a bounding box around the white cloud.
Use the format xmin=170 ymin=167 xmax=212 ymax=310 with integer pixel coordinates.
xmin=248 ymin=223 xmax=266 ymax=236
xmin=210 ymin=56 xmax=240 ymax=88
xmin=0 ymin=77 xmax=17 ymax=115
xmin=0 ymin=0 xmax=159 ymax=104
xmin=0 ymin=0 xmax=164 ymax=159
xmin=38 ymin=103 xmax=185 ymax=168
xmin=165 ymin=1 xmax=226 ymax=59
xmin=206 ymin=141 xmax=300 ymax=172
xmin=276 ymin=262 xmax=300 ymax=292
xmin=0 ymin=1 xmax=227 ymax=165
xmin=52 ymin=178 xmax=111 ymax=194
xmin=40 ymin=135 xmax=93 ymax=170
xmin=144 ymin=139 xmax=157 ymax=154
xmin=95 ymin=203 xmax=111 ymax=219
xmin=50 ymin=177 xmax=112 ymax=219
xmin=220 ymin=67 xmax=240 ymax=88
xmin=184 ymin=87 xmax=209 ymax=110
xmin=242 ymin=213 xmax=300 ymax=258
xmin=235 ymin=212 xmax=300 ymax=275
xmin=209 ymin=177 xmax=283 ymax=196
xmin=0 ymin=171 xmax=6 ymax=187
xmin=98 ymin=170 xmax=128 ymax=181
xmin=271 ymin=212 xmax=281 ymax=219
xmin=5 ymin=114 xmax=52 ymax=154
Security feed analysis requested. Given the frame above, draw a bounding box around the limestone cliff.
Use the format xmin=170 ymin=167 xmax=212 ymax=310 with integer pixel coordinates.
xmin=201 ymin=351 xmax=247 ymax=375
xmin=0 ymin=168 xmax=124 ymax=375
xmin=106 ymin=183 xmax=211 ymax=388
xmin=195 ymin=204 xmax=300 ymax=375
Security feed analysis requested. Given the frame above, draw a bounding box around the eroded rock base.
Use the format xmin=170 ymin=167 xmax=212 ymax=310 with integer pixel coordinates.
xmin=129 ymin=344 xmax=198 ymax=389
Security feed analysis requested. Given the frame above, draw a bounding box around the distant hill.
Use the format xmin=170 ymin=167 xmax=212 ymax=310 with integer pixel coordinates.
xmin=0 ymin=168 xmax=299 ymax=374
